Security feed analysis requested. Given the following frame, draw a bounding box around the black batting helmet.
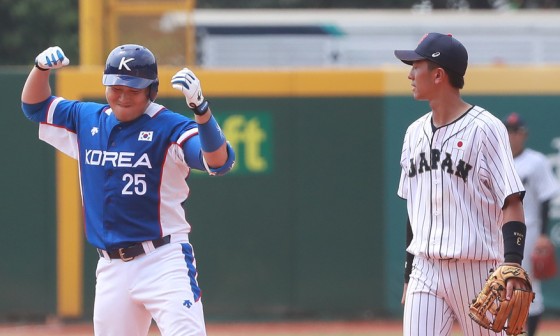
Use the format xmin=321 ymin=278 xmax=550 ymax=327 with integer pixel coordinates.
xmin=102 ymin=44 xmax=159 ymax=101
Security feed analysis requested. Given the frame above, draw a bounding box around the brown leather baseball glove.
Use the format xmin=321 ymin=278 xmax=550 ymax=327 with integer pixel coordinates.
xmin=531 ymin=237 xmax=557 ymax=280
xmin=468 ymin=264 xmax=535 ymax=336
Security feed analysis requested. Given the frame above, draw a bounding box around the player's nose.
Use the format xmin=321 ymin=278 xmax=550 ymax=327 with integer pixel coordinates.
xmin=117 ymin=91 xmax=132 ymax=101
xmin=408 ymin=69 xmax=414 ymax=80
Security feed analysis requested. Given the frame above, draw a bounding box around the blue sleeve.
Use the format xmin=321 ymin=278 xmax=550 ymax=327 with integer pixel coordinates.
xmin=183 ymin=135 xmax=206 ymax=171
xmin=197 ymin=115 xmax=226 ymax=152
xmin=21 ymin=96 xmax=55 ymax=122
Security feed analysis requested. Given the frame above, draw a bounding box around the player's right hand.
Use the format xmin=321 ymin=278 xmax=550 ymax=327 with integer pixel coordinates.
xmin=35 ymin=46 xmax=70 ymax=70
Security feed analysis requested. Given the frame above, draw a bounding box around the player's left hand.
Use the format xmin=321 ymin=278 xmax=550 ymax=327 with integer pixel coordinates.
xmin=35 ymin=46 xmax=70 ymax=70
xmin=469 ymin=264 xmax=534 ymax=335
xmin=505 ymin=268 xmax=530 ymax=300
xmin=171 ymin=68 xmax=205 ymax=108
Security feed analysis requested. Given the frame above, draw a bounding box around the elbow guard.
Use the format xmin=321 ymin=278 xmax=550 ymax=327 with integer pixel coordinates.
xmin=203 ymin=142 xmax=235 ymax=176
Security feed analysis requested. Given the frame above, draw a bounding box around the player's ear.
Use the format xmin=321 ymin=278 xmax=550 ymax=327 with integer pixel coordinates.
xmin=433 ymin=67 xmax=445 ymax=83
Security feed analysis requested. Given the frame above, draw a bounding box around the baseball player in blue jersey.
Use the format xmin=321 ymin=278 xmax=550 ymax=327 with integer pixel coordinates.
xmin=395 ymin=33 xmax=530 ymax=335
xmin=21 ymin=45 xmax=235 ymax=336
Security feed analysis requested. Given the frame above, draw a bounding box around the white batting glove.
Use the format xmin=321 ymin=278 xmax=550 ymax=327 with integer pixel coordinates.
xmin=35 ymin=46 xmax=70 ymax=71
xmin=171 ymin=68 xmax=205 ymax=109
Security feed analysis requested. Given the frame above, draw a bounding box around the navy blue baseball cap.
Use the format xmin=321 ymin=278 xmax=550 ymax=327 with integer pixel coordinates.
xmin=503 ymin=112 xmax=526 ymax=131
xmin=394 ymin=32 xmax=468 ymax=76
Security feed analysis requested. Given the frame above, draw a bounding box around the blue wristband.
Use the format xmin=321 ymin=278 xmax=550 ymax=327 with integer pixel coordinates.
xmin=198 ymin=115 xmax=226 ymax=152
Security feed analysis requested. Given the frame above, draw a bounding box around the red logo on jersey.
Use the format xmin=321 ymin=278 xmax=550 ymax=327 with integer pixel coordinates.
xmin=454 ymin=139 xmax=467 ymax=150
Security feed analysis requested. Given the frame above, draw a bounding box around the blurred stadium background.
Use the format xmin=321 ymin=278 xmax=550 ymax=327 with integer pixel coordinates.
xmin=2 ymin=0 xmax=560 ymax=331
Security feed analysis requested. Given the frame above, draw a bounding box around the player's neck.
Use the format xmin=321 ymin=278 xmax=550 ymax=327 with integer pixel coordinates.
xmin=430 ymin=97 xmax=471 ymax=128
xmin=512 ymin=147 xmax=525 ymax=158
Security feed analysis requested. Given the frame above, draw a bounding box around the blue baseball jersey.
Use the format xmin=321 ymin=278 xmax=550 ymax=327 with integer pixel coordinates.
xmin=26 ymin=96 xmax=206 ymax=250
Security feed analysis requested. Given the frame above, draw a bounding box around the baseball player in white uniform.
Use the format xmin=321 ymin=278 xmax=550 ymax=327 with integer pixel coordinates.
xmin=21 ymin=45 xmax=235 ymax=335
xmin=394 ymin=33 xmax=530 ymax=336
xmin=504 ymin=112 xmax=560 ymax=336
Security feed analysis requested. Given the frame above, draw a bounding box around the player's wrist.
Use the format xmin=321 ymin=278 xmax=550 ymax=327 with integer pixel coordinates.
xmin=504 ymin=255 xmax=523 ymax=264
xmin=501 ymin=262 xmax=521 ymax=267
xmin=404 ymin=252 xmax=414 ymax=283
xmin=502 ymin=221 xmax=526 ymax=264
xmin=34 ymin=62 xmax=49 ymax=71
xmin=190 ymin=100 xmax=209 ymax=116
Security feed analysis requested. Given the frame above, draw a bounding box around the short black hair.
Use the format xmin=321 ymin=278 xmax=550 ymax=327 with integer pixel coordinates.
xmin=427 ymin=61 xmax=464 ymax=89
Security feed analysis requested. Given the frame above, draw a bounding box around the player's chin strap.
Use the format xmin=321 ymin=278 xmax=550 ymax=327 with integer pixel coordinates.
xmin=202 ymin=143 xmax=236 ymax=176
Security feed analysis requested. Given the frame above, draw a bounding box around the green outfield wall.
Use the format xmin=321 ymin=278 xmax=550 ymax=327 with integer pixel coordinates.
xmin=2 ymin=67 xmax=560 ymax=321
xmin=0 ymin=70 xmax=57 ymax=320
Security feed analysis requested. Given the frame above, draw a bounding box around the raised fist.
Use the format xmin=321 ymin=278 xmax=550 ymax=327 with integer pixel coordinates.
xmin=171 ymin=68 xmax=205 ymax=108
xmin=35 ymin=46 xmax=70 ymax=70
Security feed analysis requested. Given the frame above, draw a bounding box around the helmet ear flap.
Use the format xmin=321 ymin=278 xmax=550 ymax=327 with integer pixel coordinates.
xmin=148 ymin=79 xmax=159 ymax=101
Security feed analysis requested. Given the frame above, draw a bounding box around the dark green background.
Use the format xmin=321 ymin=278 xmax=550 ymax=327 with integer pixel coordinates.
xmin=0 ymin=71 xmax=56 ymax=321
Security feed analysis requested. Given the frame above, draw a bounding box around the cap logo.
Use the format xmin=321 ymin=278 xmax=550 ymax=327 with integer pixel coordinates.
xmin=507 ymin=114 xmax=519 ymax=123
xmin=432 ymin=52 xmax=441 ymax=57
xmin=118 ymin=57 xmax=135 ymax=71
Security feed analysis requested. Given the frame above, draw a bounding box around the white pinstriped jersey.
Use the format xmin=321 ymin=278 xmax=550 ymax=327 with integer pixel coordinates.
xmin=514 ymin=148 xmax=559 ymax=230
xmin=514 ymin=148 xmax=560 ymax=316
xmin=397 ymin=105 xmax=525 ymax=261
